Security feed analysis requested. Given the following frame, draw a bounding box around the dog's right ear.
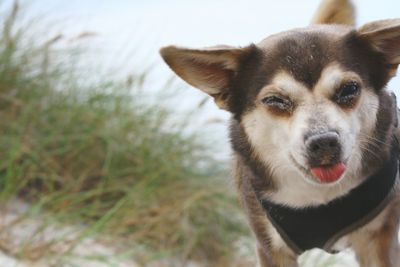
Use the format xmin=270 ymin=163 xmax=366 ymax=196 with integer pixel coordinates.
xmin=358 ymin=19 xmax=400 ymax=65
xmin=311 ymin=0 xmax=355 ymax=26
xmin=160 ymin=45 xmax=253 ymax=111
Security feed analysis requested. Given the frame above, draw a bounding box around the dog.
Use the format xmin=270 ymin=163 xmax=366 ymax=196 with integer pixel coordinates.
xmin=160 ymin=0 xmax=400 ymax=266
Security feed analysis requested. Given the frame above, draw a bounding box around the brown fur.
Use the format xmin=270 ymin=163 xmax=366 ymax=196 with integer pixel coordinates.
xmin=348 ymin=187 xmax=400 ymax=267
xmin=235 ymin=156 xmax=298 ymax=266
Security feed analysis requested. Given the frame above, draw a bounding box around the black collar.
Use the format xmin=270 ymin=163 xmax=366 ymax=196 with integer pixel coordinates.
xmin=259 ymin=145 xmax=399 ymax=254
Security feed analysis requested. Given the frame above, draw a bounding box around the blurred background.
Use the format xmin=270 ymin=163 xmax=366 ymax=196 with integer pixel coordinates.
xmin=0 ymin=0 xmax=399 ymax=266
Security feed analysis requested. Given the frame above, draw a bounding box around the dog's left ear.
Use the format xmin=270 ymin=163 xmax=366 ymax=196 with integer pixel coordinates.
xmin=358 ymin=19 xmax=400 ymax=67
xmin=160 ymin=45 xmax=253 ymax=110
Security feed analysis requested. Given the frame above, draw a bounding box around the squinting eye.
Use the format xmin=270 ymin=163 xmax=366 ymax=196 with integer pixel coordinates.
xmin=261 ymin=95 xmax=293 ymax=111
xmin=335 ymin=81 xmax=360 ymax=105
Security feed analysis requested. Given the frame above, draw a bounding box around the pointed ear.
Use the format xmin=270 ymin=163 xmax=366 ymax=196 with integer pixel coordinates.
xmin=358 ymin=19 xmax=400 ymax=66
xmin=311 ymin=0 xmax=355 ymax=26
xmin=159 ymin=45 xmax=253 ymax=110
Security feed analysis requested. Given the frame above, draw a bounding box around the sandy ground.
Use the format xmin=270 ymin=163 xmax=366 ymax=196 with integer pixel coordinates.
xmin=0 ymin=199 xmax=359 ymax=267
xmin=0 ymin=200 xmax=139 ymax=267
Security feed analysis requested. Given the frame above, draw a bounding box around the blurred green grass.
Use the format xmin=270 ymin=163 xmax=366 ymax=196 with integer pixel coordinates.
xmin=0 ymin=2 xmax=251 ymax=266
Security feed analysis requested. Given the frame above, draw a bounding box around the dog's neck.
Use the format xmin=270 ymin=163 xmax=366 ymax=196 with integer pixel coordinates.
xmin=258 ymin=142 xmax=399 ymax=253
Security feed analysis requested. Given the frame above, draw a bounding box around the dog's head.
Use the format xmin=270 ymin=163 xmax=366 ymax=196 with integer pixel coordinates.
xmin=160 ymin=2 xmax=400 ymax=189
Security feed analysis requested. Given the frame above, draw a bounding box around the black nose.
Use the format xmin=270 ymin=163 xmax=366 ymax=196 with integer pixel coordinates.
xmin=305 ymin=131 xmax=341 ymax=166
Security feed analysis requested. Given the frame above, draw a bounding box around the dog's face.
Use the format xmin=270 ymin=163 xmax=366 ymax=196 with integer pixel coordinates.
xmin=160 ymin=20 xmax=400 ymax=189
xmin=238 ymin=25 xmax=391 ymax=186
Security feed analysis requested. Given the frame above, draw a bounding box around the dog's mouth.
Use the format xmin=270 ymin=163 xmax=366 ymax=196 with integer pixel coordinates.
xmin=290 ymin=154 xmax=347 ymax=184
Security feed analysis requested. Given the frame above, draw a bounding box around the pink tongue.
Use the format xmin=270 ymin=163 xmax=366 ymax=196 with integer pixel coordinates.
xmin=311 ymin=163 xmax=346 ymax=183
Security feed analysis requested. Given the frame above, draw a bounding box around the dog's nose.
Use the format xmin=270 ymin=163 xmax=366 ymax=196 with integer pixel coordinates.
xmin=305 ymin=131 xmax=341 ymax=166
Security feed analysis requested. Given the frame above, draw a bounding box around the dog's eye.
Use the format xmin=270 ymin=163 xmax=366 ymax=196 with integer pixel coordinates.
xmin=334 ymin=81 xmax=360 ymax=106
xmin=339 ymin=81 xmax=359 ymax=97
xmin=262 ymin=95 xmax=293 ymax=112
